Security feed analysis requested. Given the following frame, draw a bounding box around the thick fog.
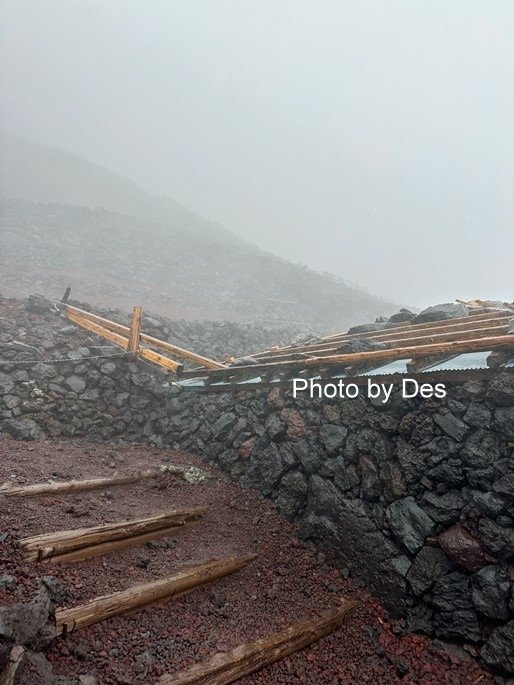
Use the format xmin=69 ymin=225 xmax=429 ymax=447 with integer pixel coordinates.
xmin=1 ymin=0 xmax=512 ymax=306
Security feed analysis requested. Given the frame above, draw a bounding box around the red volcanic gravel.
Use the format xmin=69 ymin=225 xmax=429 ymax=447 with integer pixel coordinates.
xmin=0 ymin=436 xmax=493 ymax=685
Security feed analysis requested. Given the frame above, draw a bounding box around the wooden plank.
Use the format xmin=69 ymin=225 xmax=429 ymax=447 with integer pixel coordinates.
xmin=180 ymin=332 xmax=514 ymax=381
xmin=158 ymin=601 xmax=357 ymax=685
xmin=139 ymin=334 xmax=226 ymax=370
xmin=66 ymin=305 xmax=225 ymax=369
xmin=55 ymin=556 xmax=255 ymax=637
xmin=306 ymin=334 xmax=514 ymax=367
xmin=320 ymin=309 xmax=510 ymax=343
xmin=250 ymin=314 xmax=512 ymax=360
xmin=138 ymin=347 xmax=183 ymax=373
xmin=127 ymin=306 xmax=143 ymax=355
xmin=249 ymin=322 xmax=510 ymax=363
xmin=21 ymin=508 xmax=206 ymax=562
xmin=65 ymin=309 xmax=130 ymax=349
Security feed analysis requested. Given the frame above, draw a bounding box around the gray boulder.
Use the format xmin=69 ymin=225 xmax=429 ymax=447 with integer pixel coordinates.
xmin=407 ymin=546 xmax=453 ymax=596
xmin=413 ymin=302 xmax=468 ymax=324
xmin=319 ymin=424 xmax=348 ymax=454
xmin=1 ymin=418 xmax=43 ymax=441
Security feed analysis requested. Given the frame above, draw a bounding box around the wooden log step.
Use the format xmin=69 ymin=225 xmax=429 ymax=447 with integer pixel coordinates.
xmin=20 ymin=508 xmax=206 ymax=563
xmin=0 ymin=464 xmax=203 ymax=497
xmin=158 ymin=600 xmax=358 ymax=685
xmin=55 ymin=555 xmax=255 ymax=637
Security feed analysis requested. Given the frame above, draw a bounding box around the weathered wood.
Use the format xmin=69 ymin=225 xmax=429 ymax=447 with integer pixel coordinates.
xmin=127 ymin=306 xmax=143 ymax=355
xmin=55 ymin=555 xmax=255 ymax=637
xmin=158 ymin=601 xmax=358 ymax=685
xmin=39 ymin=524 xmax=187 ymax=564
xmin=0 ymin=469 xmax=161 ymax=497
xmin=21 ymin=508 xmax=206 ymax=562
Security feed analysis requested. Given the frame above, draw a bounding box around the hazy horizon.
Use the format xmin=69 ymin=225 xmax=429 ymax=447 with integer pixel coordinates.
xmin=1 ymin=1 xmax=512 ymax=308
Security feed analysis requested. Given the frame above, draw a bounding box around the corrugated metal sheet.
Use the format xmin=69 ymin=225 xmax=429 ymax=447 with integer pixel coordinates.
xmin=423 ymin=351 xmax=492 ymax=372
xmin=361 ymin=359 xmax=411 ymax=376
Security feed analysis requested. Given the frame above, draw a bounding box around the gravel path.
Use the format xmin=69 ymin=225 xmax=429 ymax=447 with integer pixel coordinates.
xmin=0 ymin=436 xmax=493 ymax=685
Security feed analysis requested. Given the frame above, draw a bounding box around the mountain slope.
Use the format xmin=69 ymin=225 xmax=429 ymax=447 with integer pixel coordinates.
xmin=0 ymin=134 xmax=399 ymax=330
xmin=0 ymin=132 xmax=236 ymax=243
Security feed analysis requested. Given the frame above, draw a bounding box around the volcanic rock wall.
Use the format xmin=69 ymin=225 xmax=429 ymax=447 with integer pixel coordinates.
xmin=0 ymin=347 xmax=513 ymax=674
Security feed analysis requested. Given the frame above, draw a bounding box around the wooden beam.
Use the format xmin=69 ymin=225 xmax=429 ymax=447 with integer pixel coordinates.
xmin=65 ymin=306 xmax=183 ymax=373
xmin=321 ymin=309 xmax=510 ymax=343
xmin=306 ymin=333 xmax=514 ymax=367
xmin=181 ymin=333 xmax=514 ymax=381
xmin=66 ymin=305 xmax=225 ymax=370
xmin=139 ymin=334 xmax=226 ymax=370
xmin=138 ymin=347 xmax=183 ymax=373
xmin=55 ymin=555 xmax=255 ymax=637
xmin=250 ymin=314 xmax=512 ymax=360
xmin=249 ymin=322 xmax=510 ymax=363
xmin=127 ymin=306 xmax=143 ymax=355
xmin=21 ymin=508 xmax=206 ymax=563
xmin=65 ymin=309 xmax=130 ymax=349
xmin=158 ymin=601 xmax=358 ymax=685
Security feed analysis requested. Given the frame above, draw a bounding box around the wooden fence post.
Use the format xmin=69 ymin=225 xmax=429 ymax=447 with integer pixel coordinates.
xmin=127 ymin=306 xmax=143 ymax=357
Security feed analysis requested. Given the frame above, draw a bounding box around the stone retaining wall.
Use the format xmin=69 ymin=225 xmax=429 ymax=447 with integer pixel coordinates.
xmin=0 ymin=352 xmax=513 ymax=673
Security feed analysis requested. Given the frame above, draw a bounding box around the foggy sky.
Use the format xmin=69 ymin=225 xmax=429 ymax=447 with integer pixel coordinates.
xmin=0 ymin=0 xmax=512 ymax=306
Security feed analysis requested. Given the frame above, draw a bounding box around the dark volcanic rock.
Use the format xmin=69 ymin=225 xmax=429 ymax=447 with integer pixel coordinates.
xmin=274 ymin=470 xmax=308 ymax=520
xmin=388 ymin=308 xmax=416 ymax=324
xmin=438 ymin=523 xmax=492 ymax=572
xmin=481 ymin=620 xmax=514 ymax=673
xmin=412 ymin=302 xmax=468 ymax=324
xmin=319 ymin=424 xmax=348 ymax=454
xmin=1 ymin=418 xmax=44 ymax=441
xmin=471 ymin=565 xmax=511 ymax=620
xmin=386 ymin=497 xmax=435 ymax=554
xmin=407 ymin=546 xmax=453 ymax=596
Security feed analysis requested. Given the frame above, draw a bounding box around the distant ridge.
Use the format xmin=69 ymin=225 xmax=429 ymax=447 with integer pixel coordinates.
xmin=0 ymin=133 xmax=399 ymax=330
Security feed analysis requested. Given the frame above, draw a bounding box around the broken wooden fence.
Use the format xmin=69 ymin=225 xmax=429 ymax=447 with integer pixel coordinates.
xmin=62 ymin=302 xmax=226 ymax=375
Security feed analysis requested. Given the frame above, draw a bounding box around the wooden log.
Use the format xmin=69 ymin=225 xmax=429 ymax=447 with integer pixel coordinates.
xmin=38 ymin=524 xmax=186 ymax=564
xmin=55 ymin=555 xmax=255 ymax=637
xmin=127 ymin=306 xmax=143 ymax=355
xmin=21 ymin=508 xmax=206 ymax=562
xmin=1 ymin=468 xmax=162 ymax=497
xmin=158 ymin=601 xmax=358 ymax=685
xmin=2 ymin=463 xmax=203 ymax=497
